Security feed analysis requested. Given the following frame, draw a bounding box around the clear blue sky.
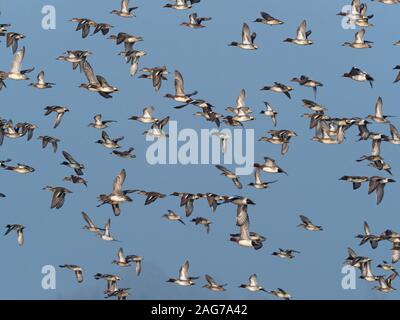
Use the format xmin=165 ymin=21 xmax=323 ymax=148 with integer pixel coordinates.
xmin=1 ymin=0 xmax=400 ymax=300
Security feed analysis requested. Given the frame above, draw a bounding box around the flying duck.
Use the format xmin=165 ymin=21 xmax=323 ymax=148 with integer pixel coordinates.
xmin=163 ymin=210 xmax=186 ymax=225
xmin=343 ymin=29 xmax=373 ymax=49
xmin=191 ymin=217 xmax=212 ymax=234
xmin=112 ymin=248 xmax=131 ymax=267
xmin=229 ymin=23 xmax=258 ymax=50
xmin=56 ymin=50 xmax=91 ymax=71
xmin=4 ymin=224 xmax=25 ymax=246
xmin=377 ymin=261 xmax=398 ymax=274
xmin=0 ymin=159 xmax=35 ymax=174
xmin=98 ymin=219 xmax=119 ymax=242
xmin=97 ymin=169 xmax=134 ymax=216
xmin=226 ymin=89 xmax=254 ymax=122
xmin=371 ymin=0 xmax=400 ymax=4
xmin=239 ymin=274 xmax=267 ymax=292
xmin=284 ymin=20 xmax=313 ymax=45
xmin=167 ymin=260 xmax=198 ymax=286
xmin=367 ymin=97 xmax=391 ymax=123
xmin=108 ymin=32 xmax=143 ymax=52
xmin=181 ymin=13 xmax=211 ymax=28
xmin=339 ymin=176 xmax=369 ymax=190
xmin=267 ymin=288 xmax=292 ymax=300
xmin=254 ymin=157 xmax=287 ymax=175
xmin=1 ymin=47 xmax=34 ymax=80
xmin=105 ymin=288 xmax=130 ymax=300
xmin=388 ymin=124 xmax=400 ymax=144
xmin=356 ymin=221 xmax=382 ymax=249
xmin=111 ymin=0 xmax=138 ymax=18
xmin=29 ymin=71 xmax=55 ymax=89
xmin=260 ymin=102 xmax=278 ymax=127
xmin=342 ymin=67 xmax=374 ymax=88
xmin=302 ymin=99 xmax=327 ymax=113
xmin=37 ymin=136 xmax=59 ymax=153
xmin=291 ymin=75 xmax=323 ymax=98
xmin=42 ymin=186 xmax=72 ymax=209
xmin=61 ymin=151 xmax=85 ymax=176
xmin=248 ymin=167 xmax=278 ymax=189
xmin=59 ymin=265 xmax=84 ymax=283
xmin=94 ymin=273 xmax=121 ymax=294
xmin=272 ymin=249 xmax=300 ymax=259
xmin=254 ymin=11 xmax=284 ymax=25
xmin=96 ymin=131 xmax=124 ymax=149
xmin=203 ymin=275 xmax=227 ymax=292
xmin=373 ymin=273 xmax=397 ymax=293
xmin=6 ymin=32 xmax=25 ymax=53
xmin=63 ymin=175 xmax=88 ymax=187
xmin=88 ymin=114 xmax=116 ymax=129
xmin=368 ymin=176 xmax=395 ymax=205
xmin=93 ymin=23 xmax=114 ymax=36
xmin=360 ymin=260 xmax=378 ymax=282
xmin=259 ymin=130 xmax=297 ymax=155
xmin=170 ymin=192 xmax=202 ymax=217
xmin=345 ymin=247 xmax=371 ymax=268
xmin=164 ymin=0 xmax=201 ymax=10
xmin=210 ymin=132 xmax=229 ymax=154
xmin=143 ymin=116 xmax=170 ymax=139
xmin=80 ymin=61 xmax=118 ymax=99
xmin=298 ymin=215 xmax=323 ymax=231
xmin=138 ymin=66 xmax=168 ymax=92
xmin=81 ymin=212 xmax=104 ymax=234
xmin=44 ymin=106 xmax=69 ymax=129
xmin=111 ymin=148 xmax=136 ymax=159
xmin=164 ymin=70 xmax=198 ymax=106
xmin=119 ymin=50 xmax=146 ymax=77
xmin=134 ymin=190 xmax=166 ymax=205
xmin=69 ymin=18 xmax=97 ymax=38
xmin=261 ymin=82 xmax=293 ymax=99
xmin=215 ymin=165 xmax=242 ymax=189
xmin=129 ymin=106 xmax=158 ymax=124
xmin=230 ymin=212 xmax=264 ymax=250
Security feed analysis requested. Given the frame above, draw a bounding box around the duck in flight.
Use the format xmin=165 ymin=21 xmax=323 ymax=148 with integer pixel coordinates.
xmin=111 ymin=0 xmax=138 ymax=18
xmin=180 ymin=13 xmax=211 ymax=28
xmin=342 ymin=29 xmax=373 ymax=49
xmin=203 ymin=275 xmax=227 ymax=292
xmin=164 ymin=70 xmax=198 ymax=107
xmin=229 ymin=23 xmax=258 ymax=50
xmin=6 ymin=32 xmax=25 ymax=53
xmin=37 ymin=136 xmax=59 ymax=153
xmin=4 ymin=224 xmax=25 ymax=246
xmin=254 ymin=11 xmax=283 ymax=25
xmin=163 ymin=210 xmax=186 ymax=225
xmin=88 ymin=114 xmax=117 ymax=129
xmin=42 ymin=186 xmax=72 ymax=209
xmin=59 ymin=265 xmax=84 ymax=283
xmin=167 ymin=260 xmax=198 ymax=286
xmin=80 ymin=61 xmax=118 ymax=99
xmin=97 ymin=169 xmax=135 ymax=216
xmin=239 ymin=274 xmax=267 ymax=292
xmin=44 ymin=106 xmax=69 ymax=129
xmin=284 ymin=20 xmax=313 ymax=45
xmin=63 ymin=175 xmax=88 ymax=187
xmin=1 ymin=46 xmax=34 ymax=81
xmin=261 ymin=82 xmax=293 ymax=99
xmin=164 ymin=0 xmax=201 ymax=10
xmin=29 ymin=71 xmax=55 ymax=89
xmin=215 ymin=165 xmax=242 ymax=189
xmin=81 ymin=212 xmax=104 ymax=234
xmin=61 ymin=151 xmax=85 ymax=176
xmin=298 ymin=215 xmax=323 ymax=231
xmin=342 ymin=67 xmax=374 ymax=88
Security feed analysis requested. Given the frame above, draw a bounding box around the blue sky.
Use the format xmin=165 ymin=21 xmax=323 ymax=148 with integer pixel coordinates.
xmin=1 ymin=0 xmax=400 ymax=299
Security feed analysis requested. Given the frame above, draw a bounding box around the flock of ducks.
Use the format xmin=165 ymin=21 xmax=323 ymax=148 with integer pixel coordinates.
xmin=1 ymin=0 xmax=400 ymax=300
